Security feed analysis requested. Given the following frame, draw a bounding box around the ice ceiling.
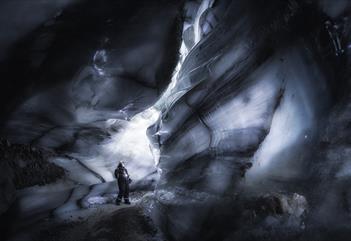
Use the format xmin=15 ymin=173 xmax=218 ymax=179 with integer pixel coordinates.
xmin=0 ymin=0 xmax=345 ymax=186
xmin=0 ymin=0 xmax=347 ymax=184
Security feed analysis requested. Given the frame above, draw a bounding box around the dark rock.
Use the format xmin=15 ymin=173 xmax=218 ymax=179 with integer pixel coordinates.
xmin=0 ymin=138 xmax=65 ymax=189
xmin=0 ymin=151 xmax=15 ymax=215
xmin=246 ymin=194 xmax=284 ymax=217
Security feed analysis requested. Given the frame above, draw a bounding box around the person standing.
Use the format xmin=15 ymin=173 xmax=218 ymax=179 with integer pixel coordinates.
xmin=114 ymin=161 xmax=131 ymax=205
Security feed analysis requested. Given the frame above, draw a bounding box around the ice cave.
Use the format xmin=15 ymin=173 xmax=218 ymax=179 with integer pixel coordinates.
xmin=1 ymin=0 xmax=351 ymax=240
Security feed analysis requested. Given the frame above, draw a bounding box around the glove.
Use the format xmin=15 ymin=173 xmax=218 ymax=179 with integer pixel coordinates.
xmin=128 ymin=178 xmax=132 ymax=184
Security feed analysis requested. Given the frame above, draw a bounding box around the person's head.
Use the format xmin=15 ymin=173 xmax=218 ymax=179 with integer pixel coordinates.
xmin=118 ymin=161 xmax=124 ymax=168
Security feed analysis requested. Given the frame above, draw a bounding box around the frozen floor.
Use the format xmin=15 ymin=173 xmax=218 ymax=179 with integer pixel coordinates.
xmin=5 ymin=181 xmax=155 ymax=241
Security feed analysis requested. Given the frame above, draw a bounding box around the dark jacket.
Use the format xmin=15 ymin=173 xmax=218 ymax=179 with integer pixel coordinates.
xmin=115 ymin=165 xmax=130 ymax=181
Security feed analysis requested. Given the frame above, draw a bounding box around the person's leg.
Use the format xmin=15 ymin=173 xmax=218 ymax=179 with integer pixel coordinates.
xmin=124 ymin=181 xmax=130 ymax=204
xmin=116 ymin=179 xmax=124 ymax=205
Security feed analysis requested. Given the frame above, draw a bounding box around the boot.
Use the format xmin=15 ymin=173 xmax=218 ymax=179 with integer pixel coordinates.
xmin=124 ymin=199 xmax=131 ymax=205
xmin=116 ymin=198 xmax=122 ymax=205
